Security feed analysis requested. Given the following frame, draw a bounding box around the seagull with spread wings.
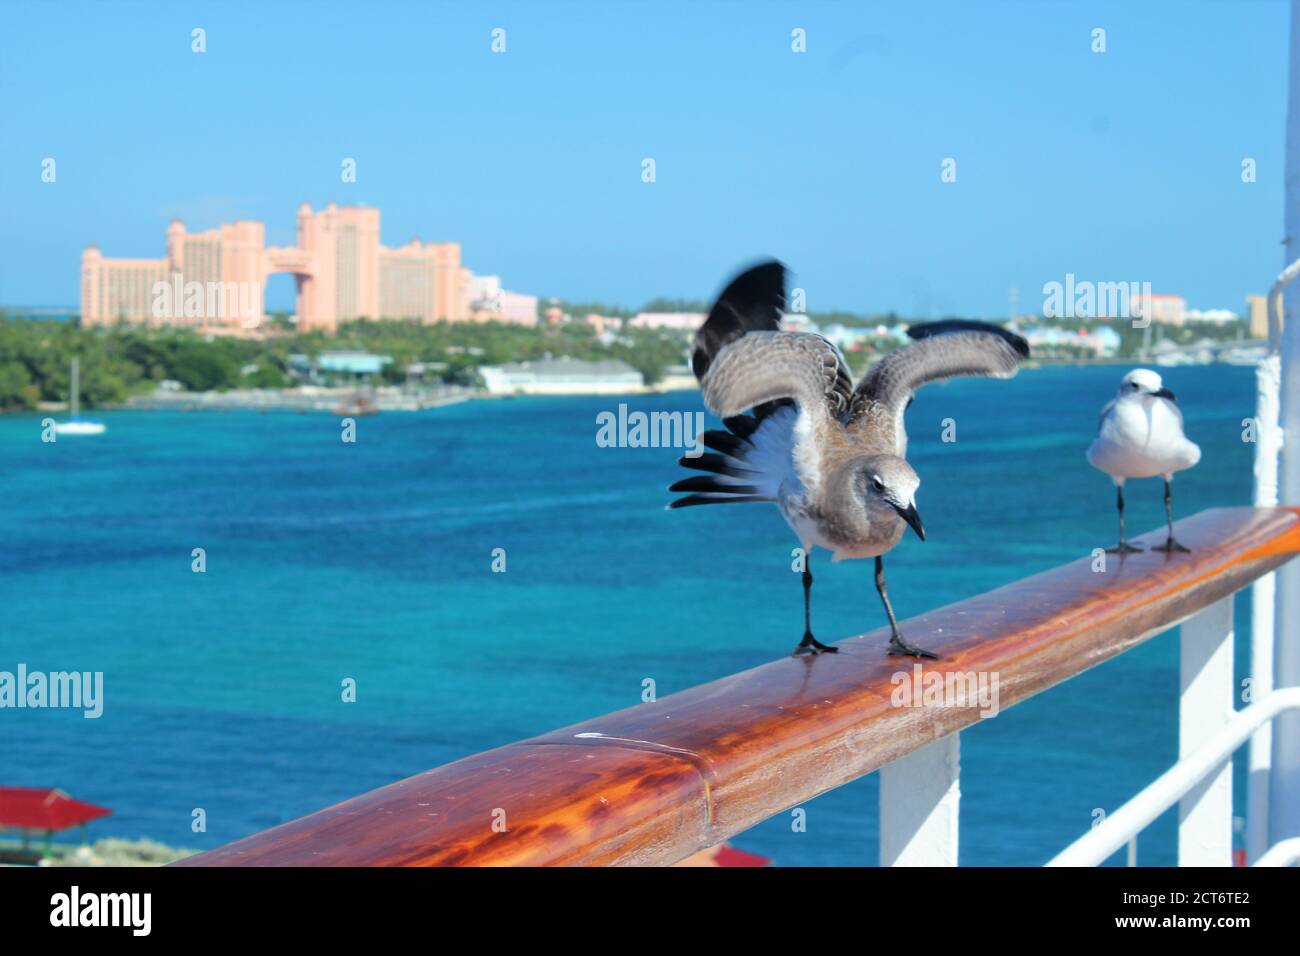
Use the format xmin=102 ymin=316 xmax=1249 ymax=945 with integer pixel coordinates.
xmin=668 ymin=261 xmax=1030 ymax=659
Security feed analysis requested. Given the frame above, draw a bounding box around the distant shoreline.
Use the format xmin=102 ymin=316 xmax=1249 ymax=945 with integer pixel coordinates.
xmin=0 ymin=358 xmax=1254 ymax=416
xmin=7 ymin=381 xmax=702 ymax=416
xmin=0 ymin=836 xmax=193 ymax=867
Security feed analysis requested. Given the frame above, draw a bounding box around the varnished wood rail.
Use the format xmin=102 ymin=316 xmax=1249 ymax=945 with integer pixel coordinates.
xmin=177 ymin=506 xmax=1300 ymax=867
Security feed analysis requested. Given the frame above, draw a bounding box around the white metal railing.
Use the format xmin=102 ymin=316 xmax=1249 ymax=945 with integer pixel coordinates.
xmin=1254 ymin=837 xmax=1300 ymax=866
xmin=1268 ymin=244 xmax=1300 ymax=857
xmin=1048 ymin=685 xmax=1300 ymax=866
xmin=1266 ymin=258 xmax=1300 ymax=353
xmin=1249 ymin=259 xmax=1297 ymax=861
xmin=877 ymin=593 xmax=1300 ymax=867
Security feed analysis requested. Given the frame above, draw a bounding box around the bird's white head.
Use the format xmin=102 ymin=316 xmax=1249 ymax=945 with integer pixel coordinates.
xmin=1118 ymin=368 xmax=1176 ymax=401
xmin=856 ymin=455 xmax=924 ymax=541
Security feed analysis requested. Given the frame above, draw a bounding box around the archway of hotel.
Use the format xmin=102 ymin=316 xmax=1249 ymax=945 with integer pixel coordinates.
xmin=263 ymin=247 xmax=318 ymax=331
xmin=262 ymin=271 xmax=300 ymax=327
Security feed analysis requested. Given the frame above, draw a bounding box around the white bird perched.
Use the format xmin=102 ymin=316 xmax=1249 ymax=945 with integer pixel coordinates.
xmin=1086 ymin=368 xmax=1201 ymax=553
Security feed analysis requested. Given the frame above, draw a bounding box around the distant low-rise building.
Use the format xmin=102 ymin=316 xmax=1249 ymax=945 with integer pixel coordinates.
xmin=468 ymin=274 xmax=502 ymax=306
xmin=819 ymin=324 xmax=866 ymax=349
xmin=779 ymin=313 xmax=817 ymax=334
xmin=1184 ymin=308 xmax=1242 ymax=324
xmin=1021 ymin=324 xmax=1120 ymax=358
xmin=478 ymin=357 xmax=644 ymax=395
xmin=496 ymin=290 xmax=539 ymax=325
xmin=821 ymin=323 xmax=910 ymax=351
xmin=1082 ymin=325 xmax=1122 ymax=357
xmin=582 ymin=313 xmax=622 ymax=336
xmin=1247 ymin=294 xmax=1269 ymax=339
xmin=288 ymin=350 xmax=392 ymax=383
xmin=628 ymin=312 xmax=707 ymax=332
xmin=1130 ymin=292 xmax=1187 ymax=326
xmin=468 ymin=275 xmax=539 ymax=326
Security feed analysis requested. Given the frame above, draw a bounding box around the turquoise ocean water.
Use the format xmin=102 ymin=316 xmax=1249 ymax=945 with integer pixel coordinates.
xmin=0 ymin=363 xmax=1261 ymax=865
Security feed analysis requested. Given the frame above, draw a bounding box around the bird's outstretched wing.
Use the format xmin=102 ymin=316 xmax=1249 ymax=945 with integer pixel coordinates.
xmin=674 ymin=331 xmax=849 ymax=506
xmin=689 ymin=260 xmax=852 ymax=419
xmin=847 ymin=320 xmax=1029 ymax=454
xmin=669 ymin=262 xmax=851 ymax=508
xmin=700 ymin=330 xmax=852 ymax=420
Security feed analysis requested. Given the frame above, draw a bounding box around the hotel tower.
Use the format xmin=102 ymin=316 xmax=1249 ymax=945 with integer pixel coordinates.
xmin=80 ymin=203 xmax=471 ymax=333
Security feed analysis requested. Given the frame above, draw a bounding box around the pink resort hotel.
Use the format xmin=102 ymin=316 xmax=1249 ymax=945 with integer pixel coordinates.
xmin=80 ymin=203 xmax=538 ymax=334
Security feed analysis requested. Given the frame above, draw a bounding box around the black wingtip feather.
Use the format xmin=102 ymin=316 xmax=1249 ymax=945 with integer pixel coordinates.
xmin=676 ymin=452 xmax=757 ymax=476
xmin=905 ymin=319 xmax=1030 ymax=358
xmin=668 ymin=475 xmax=760 ymax=495
xmin=667 ymin=414 xmax=775 ymax=511
xmin=691 ymin=260 xmax=788 ymax=380
xmin=668 ymin=494 xmax=771 ymax=509
xmin=701 ymin=429 xmax=752 ymax=456
xmin=722 ymin=414 xmax=760 ymax=438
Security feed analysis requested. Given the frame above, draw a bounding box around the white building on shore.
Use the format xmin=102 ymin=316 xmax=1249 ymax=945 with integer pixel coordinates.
xmin=1183 ymin=308 xmax=1243 ymax=324
xmin=627 ymin=312 xmax=706 ymax=331
xmin=478 ymin=357 xmax=644 ymax=395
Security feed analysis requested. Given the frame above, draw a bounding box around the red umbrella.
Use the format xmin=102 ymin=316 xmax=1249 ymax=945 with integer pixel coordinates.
xmin=673 ymin=842 xmax=772 ymax=867
xmin=710 ymin=844 xmax=770 ymax=867
xmin=0 ymin=787 xmax=112 ymax=833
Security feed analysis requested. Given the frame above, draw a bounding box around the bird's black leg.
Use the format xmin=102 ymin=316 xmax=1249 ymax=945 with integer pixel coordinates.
xmin=1105 ymin=484 xmax=1144 ymax=554
xmin=879 ymin=556 xmax=938 ymax=660
xmin=1151 ymin=479 xmax=1191 ymax=552
xmin=793 ymin=557 xmax=838 ymax=655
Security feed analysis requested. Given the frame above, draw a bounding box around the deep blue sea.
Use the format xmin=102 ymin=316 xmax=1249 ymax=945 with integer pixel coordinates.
xmin=0 ymin=364 xmax=1262 ymax=865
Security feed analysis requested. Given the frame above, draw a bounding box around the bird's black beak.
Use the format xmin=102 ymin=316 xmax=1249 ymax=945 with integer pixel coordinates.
xmin=893 ymin=501 xmax=926 ymax=541
xmin=1153 ymin=387 xmax=1177 ymax=401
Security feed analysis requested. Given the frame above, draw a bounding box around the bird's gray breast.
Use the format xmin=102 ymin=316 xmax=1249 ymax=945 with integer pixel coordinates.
xmin=777 ymin=485 xmax=835 ymax=551
xmin=779 ymin=484 xmax=893 ymax=557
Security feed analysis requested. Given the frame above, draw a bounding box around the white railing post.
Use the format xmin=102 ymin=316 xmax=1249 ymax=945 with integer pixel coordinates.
xmin=1255 ymin=261 xmax=1297 ymax=861
xmin=1273 ymin=0 xmax=1300 ymax=852
xmin=879 ymin=733 xmax=960 ymax=866
xmin=1249 ymin=355 xmax=1283 ymax=862
xmin=1179 ymin=597 xmax=1236 ymax=865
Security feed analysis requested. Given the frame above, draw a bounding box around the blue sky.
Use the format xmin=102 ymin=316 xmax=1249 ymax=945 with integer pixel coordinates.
xmin=0 ymin=0 xmax=1290 ymax=316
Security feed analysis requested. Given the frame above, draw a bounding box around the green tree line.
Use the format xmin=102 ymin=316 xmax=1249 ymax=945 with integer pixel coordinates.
xmin=0 ymin=314 xmax=690 ymax=411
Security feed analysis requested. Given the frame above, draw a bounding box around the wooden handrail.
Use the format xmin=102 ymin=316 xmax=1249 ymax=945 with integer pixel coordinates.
xmin=177 ymin=506 xmax=1300 ymax=867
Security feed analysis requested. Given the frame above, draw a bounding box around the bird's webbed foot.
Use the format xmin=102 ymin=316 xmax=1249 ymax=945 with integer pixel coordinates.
xmin=792 ymin=632 xmax=839 ymax=656
xmin=888 ymin=632 xmax=940 ymax=660
xmin=1105 ymin=542 xmax=1145 ymax=554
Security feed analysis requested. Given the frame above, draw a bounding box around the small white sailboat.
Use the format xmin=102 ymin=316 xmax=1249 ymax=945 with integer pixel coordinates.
xmin=54 ymin=357 xmax=106 ymax=436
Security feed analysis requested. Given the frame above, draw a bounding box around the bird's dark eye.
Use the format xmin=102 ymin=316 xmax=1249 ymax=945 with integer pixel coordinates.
xmin=871 ymin=476 xmax=885 ymax=493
